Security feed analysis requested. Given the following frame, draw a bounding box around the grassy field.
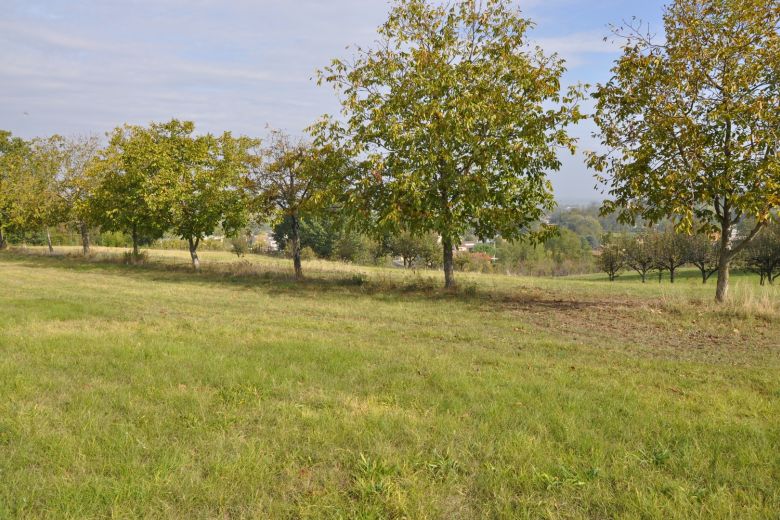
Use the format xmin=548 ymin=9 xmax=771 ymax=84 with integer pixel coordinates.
xmin=1 ymin=247 xmax=778 ymax=518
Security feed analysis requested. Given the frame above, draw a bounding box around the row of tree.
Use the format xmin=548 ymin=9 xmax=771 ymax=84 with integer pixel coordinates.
xmin=0 ymin=123 xmax=352 ymax=276
xmin=1 ymin=0 xmax=778 ymax=302
xmin=599 ymin=224 xmax=780 ymax=285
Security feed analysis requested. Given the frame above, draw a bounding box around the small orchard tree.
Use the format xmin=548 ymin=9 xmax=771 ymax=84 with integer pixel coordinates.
xmin=686 ymin=233 xmax=719 ymax=284
xmin=623 ymin=232 xmax=655 ymax=283
xmin=253 ymin=129 xmax=350 ymax=279
xmin=588 ymin=0 xmax=780 ymax=301
xmin=92 ymin=125 xmax=171 ymax=257
xmin=597 ymin=234 xmax=625 ymax=281
xmin=320 ymin=0 xmax=584 ymax=288
xmin=146 ymin=120 xmax=257 ymax=270
xmin=742 ymin=221 xmax=780 ymax=285
xmin=653 ymin=229 xmax=688 ymax=283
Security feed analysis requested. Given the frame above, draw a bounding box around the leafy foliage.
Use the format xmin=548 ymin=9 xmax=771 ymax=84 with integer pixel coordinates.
xmin=321 ymin=0 xmax=584 ymax=286
xmin=589 ymin=0 xmax=780 ymax=300
xmin=253 ymin=129 xmax=352 ymax=278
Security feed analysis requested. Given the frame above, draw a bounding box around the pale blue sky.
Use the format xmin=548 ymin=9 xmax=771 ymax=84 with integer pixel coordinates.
xmin=1 ymin=0 xmax=666 ymax=202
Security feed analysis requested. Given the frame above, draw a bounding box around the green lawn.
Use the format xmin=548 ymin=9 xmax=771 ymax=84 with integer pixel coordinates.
xmin=1 ymin=248 xmax=778 ymax=518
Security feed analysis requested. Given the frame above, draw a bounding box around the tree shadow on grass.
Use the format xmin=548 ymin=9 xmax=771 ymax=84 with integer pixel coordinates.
xmin=6 ymin=250 xmax=777 ymax=364
xmin=1 ymin=249 xmax=601 ymax=312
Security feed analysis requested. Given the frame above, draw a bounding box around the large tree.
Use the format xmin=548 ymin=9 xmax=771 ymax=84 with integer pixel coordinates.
xmin=13 ymin=136 xmax=65 ymax=253
xmin=0 ymin=131 xmax=30 ymax=249
xmin=320 ymin=0 xmax=583 ymax=288
xmin=146 ymin=120 xmax=256 ymax=270
xmin=55 ymin=135 xmax=102 ymax=255
xmin=253 ymin=129 xmax=351 ymax=279
xmin=21 ymin=135 xmax=103 ymax=255
xmin=588 ymin=0 xmax=780 ymax=301
xmin=92 ymin=125 xmax=171 ymax=257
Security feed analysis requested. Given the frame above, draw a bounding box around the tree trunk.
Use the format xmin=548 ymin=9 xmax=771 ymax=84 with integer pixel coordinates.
xmin=640 ymin=272 xmax=646 ymax=283
xmin=0 ymin=227 xmax=6 ymax=250
xmin=669 ymin=267 xmax=676 ymax=283
xmin=46 ymin=228 xmax=54 ymax=254
xmin=188 ymin=237 xmax=200 ymax=270
xmin=291 ymin=214 xmax=303 ymax=280
xmin=715 ymin=255 xmax=730 ymax=302
xmin=132 ymin=224 xmax=139 ymax=258
xmin=442 ymin=236 xmax=455 ymax=288
xmin=715 ymin=218 xmax=733 ymax=303
xmin=79 ymin=221 xmax=90 ymax=256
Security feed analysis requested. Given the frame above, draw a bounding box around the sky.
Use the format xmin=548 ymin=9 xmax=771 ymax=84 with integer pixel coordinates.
xmin=1 ymin=0 xmax=667 ymax=203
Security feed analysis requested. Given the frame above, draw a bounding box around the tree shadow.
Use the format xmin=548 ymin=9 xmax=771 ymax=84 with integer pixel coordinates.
xmin=0 ymin=249 xmax=608 ymax=313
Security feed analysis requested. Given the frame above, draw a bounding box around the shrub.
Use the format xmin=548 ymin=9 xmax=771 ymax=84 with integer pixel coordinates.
xmin=230 ymin=236 xmax=249 ymax=257
xmin=97 ymin=231 xmax=131 ymax=248
xmin=332 ymin=233 xmax=375 ymax=264
xmin=454 ymin=252 xmax=493 ymax=273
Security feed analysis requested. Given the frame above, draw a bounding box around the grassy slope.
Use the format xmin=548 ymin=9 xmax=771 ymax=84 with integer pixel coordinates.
xmin=0 ymin=249 xmax=778 ymax=519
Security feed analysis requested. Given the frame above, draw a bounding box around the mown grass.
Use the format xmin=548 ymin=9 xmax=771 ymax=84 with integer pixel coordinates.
xmin=0 ymin=247 xmax=778 ymax=518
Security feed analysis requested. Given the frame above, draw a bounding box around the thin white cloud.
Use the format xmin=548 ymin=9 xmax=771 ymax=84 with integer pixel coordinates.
xmin=532 ymin=30 xmax=620 ymax=66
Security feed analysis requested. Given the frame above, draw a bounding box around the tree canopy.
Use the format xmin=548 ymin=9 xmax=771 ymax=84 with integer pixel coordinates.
xmin=252 ymin=129 xmax=351 ymax=279
xmin=321 ymin=0 xmax=584 ymax=287
xmin=589 ymin=0 xmax=780 ymax=300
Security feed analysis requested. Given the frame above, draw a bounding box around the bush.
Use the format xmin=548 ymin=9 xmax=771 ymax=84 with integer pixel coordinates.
xmin=300 ymin=246 xmax=317 ymax=261
xmin=454 ymin=252 xmax=494 ymax=273
xmin=97 ymin=231 xmax=131 ymax=248
xmin=230 ymin=236 xmax=249 ymax=257
xmin=283 ymin=243 xmax=317 ymax=261
xmin=332 ymin=233 xmax=376 ymax=264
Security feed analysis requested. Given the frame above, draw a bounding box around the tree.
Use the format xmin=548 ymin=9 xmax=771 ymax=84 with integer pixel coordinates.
xmin=742 ymin=221 xmax=780 ymax=285
xmin=597 ymin=234 xmax=625 ymax=281
xmin=387 ymin=231 xmax=440 ymax=268
xmin=545 ymin=228 xmax=591 ymax=265
xmin=92 ymin=125 xmax=171 ymax=257
xmin=272 ymin=213 xmax=341 ymax=259
xmin=47 ymin=135 xmax=102 ymax=255
xmin=146 ymin=120 xmax=256 ymax=270
xmin=623 ymin=232 xmax=655 ymax=283
xmin=332 ymin=231 xmax=376 ymax=264
xmin=321 ymin=0 xmax=584 ymax=288
xmin=653 ymin=229 xmax=688 ymax=283
xmin=0 ymin=131 xmax=30 ymax=249
xmin=253 ymin=129 xmax=350 ymax=279
xmin=550 ymin=210 xmax=604 ymax=248
xmin=17 ymin=136 xmax=65 ymax=254
xmin=588 ymin=0 xmax=780 ymax=301
xmin=686 ymin=233 xmax=719 ymax=283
